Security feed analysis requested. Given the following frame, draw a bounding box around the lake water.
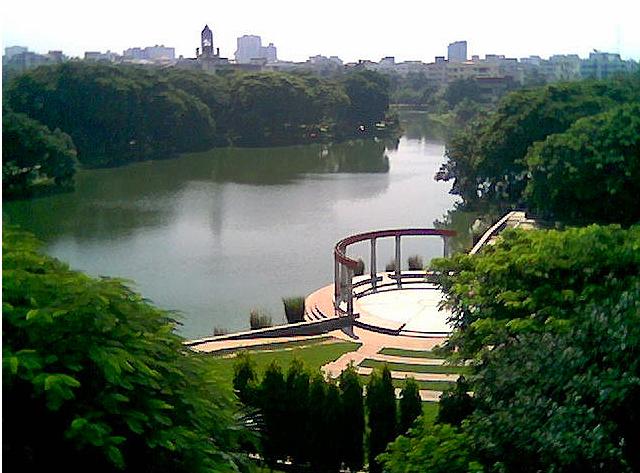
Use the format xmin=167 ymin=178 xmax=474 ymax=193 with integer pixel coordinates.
xmin=4 ymin=111 xmax=460 ymax=338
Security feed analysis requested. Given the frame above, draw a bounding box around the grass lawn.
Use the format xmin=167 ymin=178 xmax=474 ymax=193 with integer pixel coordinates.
xmin=208 ymin=335 xmax=335 ymax=356
xmin=378 ymin=347 xmax=446 ymax=359
xmin=422 ymin=401 xmax=440 ymax=424
xmin=360 ymin=359 xmax=471 ymax=375
xmin=359 ymin=375 xmax=456 ymax=392
xmin=205 ymin=338 xmax=360 ymax=387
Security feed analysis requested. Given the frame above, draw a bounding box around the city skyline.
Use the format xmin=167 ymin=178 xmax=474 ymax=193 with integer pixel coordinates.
xmin=3 ymin=0 xmax=640 ymax=63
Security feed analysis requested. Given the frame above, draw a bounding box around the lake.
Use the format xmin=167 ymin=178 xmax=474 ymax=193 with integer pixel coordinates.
xmin=4 ymin=111 xmax=460 ymax=338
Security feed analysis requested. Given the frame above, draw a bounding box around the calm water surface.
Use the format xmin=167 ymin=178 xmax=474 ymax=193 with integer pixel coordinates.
xmin=4 ymin=111 xmax=459 ymax=337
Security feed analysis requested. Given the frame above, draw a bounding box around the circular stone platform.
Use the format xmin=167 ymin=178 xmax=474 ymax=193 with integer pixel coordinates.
xmin=353 ymin=283 xmax=453 ymax=337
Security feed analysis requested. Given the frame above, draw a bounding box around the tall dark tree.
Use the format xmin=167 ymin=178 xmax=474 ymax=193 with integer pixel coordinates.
xmin=366 ymin=365 xmax=397 ymax=473
xmin=436 ymin=376 xmax=475 ymax=427
xmin=339 ymin=364 xmax=365 ymax=471
xmin=232 ymin=352 xmax=257 ymax=405
xmin=307 ymin=373 xmax=328 ymax=470
xmin=322 ymin=381 xmax=344 ymax=473
xmin=258 ymin=362 xmax=288 ymax=466
xmin=398 ymin=377 xmax=423 ymax=433
xmin=284 ymin=359 xmax=310 ymax=464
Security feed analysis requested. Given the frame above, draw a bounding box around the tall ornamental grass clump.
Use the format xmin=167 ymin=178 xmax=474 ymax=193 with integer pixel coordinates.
xmin=249 ymin=309 xmax=273 ymax=330
xmin=283 ymin=297 xmax=305 ymax=323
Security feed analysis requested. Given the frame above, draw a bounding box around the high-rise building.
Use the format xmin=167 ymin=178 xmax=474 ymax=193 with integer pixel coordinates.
xmin=201 ymin=25 xmax=214 ymax=57
xmin=262 ymin=42 xmax=277 ymax=63
xmin=448 ymin=41 xmax=467 ymax=62
xmin=235 ymin=35 xmax=262 ymax=63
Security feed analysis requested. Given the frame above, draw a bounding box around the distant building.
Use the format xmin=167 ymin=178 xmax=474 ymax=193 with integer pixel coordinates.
xmin=448 ymin=41 xmax=467 ymax=62
xmin=262 ymin=42 xmax=277 ymax=62
xmin=234 ymin=35 xmax=278 ymax=64
xmin=4 ymin=45 xmax=28 ymax=61
xmin=201 ymin=25 xmax=214 ymax=57
xmin=84 ymin=50 xmax=120 ymax=62
xmin=580 ymin=51 xmax=627 ymax=79
xmin=235 ymin=35 xmax=262 ymax=63
xmin=122 ymin=45 xmax=175 ymax=62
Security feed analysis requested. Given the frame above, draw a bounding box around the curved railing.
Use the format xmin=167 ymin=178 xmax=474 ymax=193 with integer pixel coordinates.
xmin=334 ymin=228 xmax=457 ymax=317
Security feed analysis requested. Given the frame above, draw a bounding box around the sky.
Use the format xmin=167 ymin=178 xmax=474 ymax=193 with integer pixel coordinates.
xmin=3 ymin=0 xmax=640 ymax=63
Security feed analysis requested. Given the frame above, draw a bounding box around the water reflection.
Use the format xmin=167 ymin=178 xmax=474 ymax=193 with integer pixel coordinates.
xmin=207 ymin=140 xmax=389 ymax=185
xmin=398 ymin=110 xmax=448 ymax=141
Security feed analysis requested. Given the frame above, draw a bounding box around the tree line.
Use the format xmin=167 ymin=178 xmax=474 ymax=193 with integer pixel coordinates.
xmin=3 ymin=63 xmax=395 ymax=198
xmin=437 ymin=73 xmax=640 ymax=226
xmin=232 ymin=355 xmax=422 ymax=473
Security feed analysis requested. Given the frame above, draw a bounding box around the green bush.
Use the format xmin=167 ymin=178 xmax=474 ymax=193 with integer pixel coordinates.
xmin=354 ymin=258 xmax=365 ymax=276
xmin=385 ymin=260 xmax=397 ymax=272
xmin=2 ymin=227 xmax=248 ymax=472
xmin=282 ymin=296 xmax=305 ymax=323
xmin=249 ymin=309 xmax=273 ymax=330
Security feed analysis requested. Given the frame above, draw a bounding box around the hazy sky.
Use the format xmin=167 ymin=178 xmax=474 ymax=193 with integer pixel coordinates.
xmin=3 ymin=0 xmax=640 ymax=63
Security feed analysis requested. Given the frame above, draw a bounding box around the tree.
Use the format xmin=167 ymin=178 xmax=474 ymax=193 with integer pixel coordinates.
xmin=525 ymin=103 xmax=640 ymax=226
xmin=284 ymin=358 xmax=310 ymax=464
xmin=323 ymin=381 xmax=344 ymax=472
xmin=398 ymin=377 xmax=422 ymax=434
xmin=444 ymin=78 xmax=483 ymax=108
xmin=233 ymin=352 xmax=257 ymax=405
xmin=439 ymin=76 xmax=640 ymax=207
xmin=366 ymin=365 xmax=397 ymax=473
xmin=379 ymin=422 xmax=483 ymax=473
xmin=342 ymin=69 xmax=390 ymax=130
xmin=3 ymin=109 xmax=77 ymax=197
xmin=427 ymin=224 xmax=640 ymax=472
xmin=339 ymin=364 xmax=365 ymax=471
xmin=432 ymin=225 xmax=640 ymax=358
xmin=436 ymin=376 xmax=474 ymax=426
xmin=467 ymin=284 xmax=640 ymax=472
xmin=2 ymin=227 xmax=248 ymax=472
xmin=257 ymin=362 xmax=288 ymax=466
xmin=307 ymin=373 xmax=329 ymax=470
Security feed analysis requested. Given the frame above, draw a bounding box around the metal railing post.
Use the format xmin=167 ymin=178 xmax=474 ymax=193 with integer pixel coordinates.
xmin=334 ymin=256 xmax=340 ymax=314
xmin=370 ymin=237 xmax=377 ymax=290
xmin=346 ymin=267 xmax=354 ymax=317
xmin=395 ymin=234 xmax=402 ymax=287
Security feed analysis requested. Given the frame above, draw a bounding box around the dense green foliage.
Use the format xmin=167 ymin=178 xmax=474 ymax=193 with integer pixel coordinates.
xmin=5 ymin=63 xmax=394 ymax=169
xmin=379 ymin=225 xmax=640 ymax=472
xmin=2 ymin=109 xmax=77 ymax=197
xmin=433 ymin=225 xmax=640 ymax=358
xmin=379 ymin=422 xmax=483 ymax=473
xmin=438 ymin=75 xmax=640 ymax=224
xmin=525 ymin=103 xmax=640 ymax=225
xmin=467 ymin=287 xmax=640 ymax=472
xmin=2 ymin=228 xmax=248 ymax=472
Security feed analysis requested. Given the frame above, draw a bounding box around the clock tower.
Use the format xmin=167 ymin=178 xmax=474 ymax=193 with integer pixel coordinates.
xmin=201 ymin=25 xmax=214 ymax=57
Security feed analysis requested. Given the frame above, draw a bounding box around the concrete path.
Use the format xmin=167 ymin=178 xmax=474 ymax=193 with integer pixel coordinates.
xmin=398 ymin=388 xmax=442 ymax=402
xmin=322 ymin=326 xmax=446 ymax=377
